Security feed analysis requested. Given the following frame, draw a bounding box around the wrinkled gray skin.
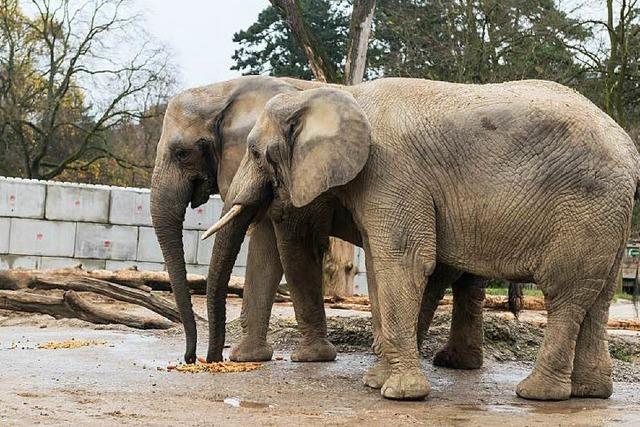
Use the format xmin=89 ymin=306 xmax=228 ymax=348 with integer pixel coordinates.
xmin=207 ymin=79 xmax=639 ymax=401
xmin=150 ymin=75 xmax=485 ymax=367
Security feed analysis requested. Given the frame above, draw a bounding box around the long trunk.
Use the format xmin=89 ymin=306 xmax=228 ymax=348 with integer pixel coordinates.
xmin=150 ymin=164 xmax=197 ymax=363
xmin=206 ymin=202 xmax=258 ymax=362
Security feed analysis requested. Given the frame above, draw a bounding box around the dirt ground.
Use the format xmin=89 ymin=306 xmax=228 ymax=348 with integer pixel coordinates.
xmin=1 ymin=296 xmax=639 ymax=426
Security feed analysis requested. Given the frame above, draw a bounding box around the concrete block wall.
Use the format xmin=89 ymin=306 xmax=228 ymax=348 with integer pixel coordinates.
xmin=0 ymin=176 xmax=368 ymax=295
xmin=0 ymin=176 xmax=229 ymax=276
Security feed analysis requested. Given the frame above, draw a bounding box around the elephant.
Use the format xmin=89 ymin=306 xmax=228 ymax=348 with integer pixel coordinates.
xmin=202 ymin=78 xmax=640 ymax=401
xmin=150 ymin=75 xmax=487 ymax=369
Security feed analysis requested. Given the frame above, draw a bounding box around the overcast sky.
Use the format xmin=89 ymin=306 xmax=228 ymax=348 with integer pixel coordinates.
xmin=138 ymin=0 xmax=267 ymax=90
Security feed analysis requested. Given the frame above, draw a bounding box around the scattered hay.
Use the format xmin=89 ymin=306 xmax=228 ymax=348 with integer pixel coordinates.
xmin=38 ymin=339 xmax=107 ymax=350
xmin=167 ymin=358 xmax=262 ymax=374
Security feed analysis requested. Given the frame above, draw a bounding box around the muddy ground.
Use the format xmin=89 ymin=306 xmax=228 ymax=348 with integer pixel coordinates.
xmin=1 ymin=296 xmax=639 ymax=426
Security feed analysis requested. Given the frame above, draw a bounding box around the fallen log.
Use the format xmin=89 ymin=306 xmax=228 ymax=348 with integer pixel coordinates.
xmin=0 ymin=290 xmax=172 ymax=329
xmin=0 ymin=266 xmax=246 ymax=297
xmin=0 ymin=269 xmax=190 ymax=323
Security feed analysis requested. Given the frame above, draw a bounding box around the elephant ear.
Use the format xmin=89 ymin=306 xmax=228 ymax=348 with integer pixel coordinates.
xmin=216 ymin=77 xmax=298 ymax=197
xmin=286 ymin=89 xmax=371 ymax=207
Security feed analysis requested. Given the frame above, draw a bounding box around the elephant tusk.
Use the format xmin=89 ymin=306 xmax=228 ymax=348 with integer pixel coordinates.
xmin=201 ymin=204 xmax=244 ymax=240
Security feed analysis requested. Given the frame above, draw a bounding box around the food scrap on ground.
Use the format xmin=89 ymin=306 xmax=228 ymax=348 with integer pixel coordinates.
xmin=37 ymin=339 xmax=107 ymax=350
xmin=166 ymin=358 xmax=262 ymax=374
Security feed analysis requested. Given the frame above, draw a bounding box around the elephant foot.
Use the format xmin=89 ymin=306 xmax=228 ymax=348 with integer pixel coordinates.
xmin=363 ymin=358 xmax=391 ymax=389
xmin=433 ymin=344 xmax=483 ymax=370
xmin=184 ymin=348 xmax=197 ymax=364
xmin=381 ymin=367 xmax=430 ymax=400
xmin=571 ymin=365 xmax=613 ymax=398
xmin=291 ymin=338 xmax=337 ymax=362
xmin=229 ymin=338 xmax=273 ymax=362
xmin=516 ymin=370 xmax=571 ymax=401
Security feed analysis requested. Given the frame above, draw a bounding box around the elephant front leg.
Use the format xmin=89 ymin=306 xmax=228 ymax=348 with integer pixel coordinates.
xmin=229 ymin=219 xmax=283 ymax=362
xmin=276 ymin=236 xmax=336 ymax=362
xmin=433 ymin=273 xmax=485 ymax=370
xmin=361 ymin=241 xmax=391 ymax=389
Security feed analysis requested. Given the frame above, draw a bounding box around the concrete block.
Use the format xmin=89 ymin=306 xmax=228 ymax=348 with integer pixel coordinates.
xmin=0 ymin=255 xmax=39 ymax=269
xmin=39 ymin=257 xmax=106 ymax=271
xmin=237 ymin=238 xmax=249 ymax=267
xmin=353 ymin=273 xmax=368 ymax=296
xmin=9 ymin=218 xmax=76 ymax=257
xmin=196 ymin=234 xmax=249 ymax=266
xmin=184 ymin=196 xmax=223 ymax=230
xmin=196 ymin=233 xmax=214 ymax=265
xmin=137 ymin=226 xmax=198 ymax=264
xmin=0 ymin=178 xmax=46 ymax=218
xmin=356 ymin=247 xmax=366 ymax=273
xmin=105 ymin=260 xmax=165 ymax=272
xmin=75 ymin=223 xmax=138 ymax=260
xmin=109 ymin=189 xmax=152 ymax=226
xmin=187 ymin=264 xmax=208 ymax=276
xmin=0 ymin=217 xmax=9 ymax=254
xmin=232 ymin=266 xmax=246 ymax=278
xmin=46 ymin=183 xmax=110 ymax=223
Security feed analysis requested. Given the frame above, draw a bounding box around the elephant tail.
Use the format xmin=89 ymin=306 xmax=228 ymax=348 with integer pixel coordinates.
xmin=507 ymin=282 xmax=523 ymax=318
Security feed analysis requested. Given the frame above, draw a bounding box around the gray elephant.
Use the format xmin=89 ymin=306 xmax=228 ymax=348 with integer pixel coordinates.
xmin=203 ymin=79 xmax=639 ymax=401
xmin=150 ymin=75 xmax=485 ymax=369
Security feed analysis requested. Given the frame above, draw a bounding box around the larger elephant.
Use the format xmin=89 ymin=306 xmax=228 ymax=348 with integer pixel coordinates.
xmin=150 ymin=76 xmax=486 ymax=367
xmin=203 ymin=79 xmax=639 ymax=401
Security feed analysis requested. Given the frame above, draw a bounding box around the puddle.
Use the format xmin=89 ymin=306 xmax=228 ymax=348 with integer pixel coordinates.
xmin=223 ymin=397 xmax=273 ymax=409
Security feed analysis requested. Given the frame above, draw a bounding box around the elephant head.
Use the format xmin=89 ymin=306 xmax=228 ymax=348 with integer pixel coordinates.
xmin=201 ymin=88 xmax=371 ymax=361
xmin=150 ymin=76 xmax=299 ymax=363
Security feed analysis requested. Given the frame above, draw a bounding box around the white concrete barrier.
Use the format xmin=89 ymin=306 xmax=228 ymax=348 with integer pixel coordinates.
xmin=109 ymin=189 xmax=152 ymax=226
xmin=46 ymin=182 xmax=110 ymax=222
xmin=0 ymin=218 xmax=9 ymax=254
xmin=0 ymin=176 xmax=248 ymax=277
xmin=9 ymin=218 xmax=76 ymax=257
xmin=0 ymin=178 xmax=46 ymax=218
xmin=75 ymin=223 xmax=139 ymax=260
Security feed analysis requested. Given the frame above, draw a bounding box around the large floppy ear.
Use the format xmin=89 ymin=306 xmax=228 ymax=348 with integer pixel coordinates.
xmin=215 ymin=77 xmax=298 ymax=197
xmin=284 ymin=88 xmax=371 ymax=207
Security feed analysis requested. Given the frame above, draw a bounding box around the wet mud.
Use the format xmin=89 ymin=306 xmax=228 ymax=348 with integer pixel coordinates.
xmin=1 ymin=302 xmax=639 ymax=426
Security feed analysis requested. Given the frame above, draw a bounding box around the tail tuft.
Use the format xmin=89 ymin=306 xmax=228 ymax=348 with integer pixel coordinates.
xmin=508 ymin=282 xmax=524 ymax=318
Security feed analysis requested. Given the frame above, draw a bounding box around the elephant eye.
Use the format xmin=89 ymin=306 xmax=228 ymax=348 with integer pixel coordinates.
xmin=174 ymin=148 xmax=190 ymax=161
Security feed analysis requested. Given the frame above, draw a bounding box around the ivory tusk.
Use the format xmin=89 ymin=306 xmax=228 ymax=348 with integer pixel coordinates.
xmin=200 ymin=204 xmax=244 ymax=240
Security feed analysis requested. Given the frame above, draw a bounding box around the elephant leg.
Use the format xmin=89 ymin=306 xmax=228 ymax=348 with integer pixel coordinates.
xmin=362 ymin=241 xmax=391 ymax=389
xmin=229 ymin=219 xmax=283 ymax=362
xmin=369 ymin=243 xmax=433 ymax=400
xmin=416 ymin=265 xmax=462 ymax=351
xmin=516 ymin=251 xmax=613 ymax=401
xmin=433 ymin=273 xmax=486 ymax=370
xmin=571 ymin=248 xmax=623 ymax=398
xmin=276 ymin=235 xmax=336 ymax=362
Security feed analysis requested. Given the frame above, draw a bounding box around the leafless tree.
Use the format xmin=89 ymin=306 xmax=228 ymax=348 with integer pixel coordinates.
xmin=0 ymin=0 xmax=176 ymax=180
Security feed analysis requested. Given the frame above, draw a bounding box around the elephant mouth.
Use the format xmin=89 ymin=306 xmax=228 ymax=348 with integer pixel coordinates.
xmin=190 ymin=176 xmax=217 ymax=208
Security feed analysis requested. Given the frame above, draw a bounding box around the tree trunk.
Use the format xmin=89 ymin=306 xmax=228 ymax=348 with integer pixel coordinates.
xmin=323 ymin=238 xmax=356 ymax=297
xmin=269 ymin=0 xmax=338 ymax=83
xmin=344 ymin=0 xmax=376 ymax=85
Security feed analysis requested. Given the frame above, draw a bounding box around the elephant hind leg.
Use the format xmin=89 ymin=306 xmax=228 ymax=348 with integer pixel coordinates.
xmin=433 ymin=273 xmax=486 ymax=370
xmin=571 ymin=245 xmax=624 ymax=398
xmin=516 ymin=245 xmax=616 ymax=401
xmin=275 ymin=232 xmax=336 ymax=363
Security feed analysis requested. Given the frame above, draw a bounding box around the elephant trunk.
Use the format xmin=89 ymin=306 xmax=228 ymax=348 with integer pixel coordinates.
xmin=205 ymin=158 xmax=272 ymax=362
xmin=150 ymin=163 xmax=197 ymax=364
xmin=205 ymin=200 xmax=259 ymax=362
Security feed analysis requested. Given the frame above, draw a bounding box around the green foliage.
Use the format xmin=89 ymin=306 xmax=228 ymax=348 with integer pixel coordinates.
xmin=232 ymin=0 xmax=350 ymax=79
